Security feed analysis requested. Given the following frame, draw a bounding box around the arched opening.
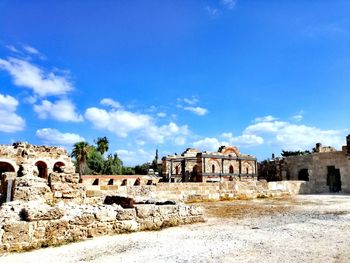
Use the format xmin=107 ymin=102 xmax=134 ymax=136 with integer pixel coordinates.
xmin=134 ymin=177 xmax=141 ymax=186
xmin=229 ymin=165 xmax=234 ymax=174
xmin=53 ymin=162 xmax=65 ymax=173
xmin=246 ymin=167 xmax=249 ymax=174
xmin=192 ymin=165 xmax=198 ymax=182
xmin=0 ymin=162 xmax=16 ymax=203
xmin=175 ymin=166 xmax=179 ymax=175
xmin=121 ymin=179 xmax=127 ymax=186
xmin=147 ymin=180 xmax=153 ymax=185
xmin=108 ymin=179 xmax=114 ymax=185
xmin=92 ymin=179 xmax=99 ymax=185
xmin=35 ymin=161 xmax=48 ymax=179
xmin=298 ymin=169 xmax=309 ymax=181
xmin=212 ymin=164 xmax=215 ymax=173
xmin=0 ymin=162 xmax=15 ymax=175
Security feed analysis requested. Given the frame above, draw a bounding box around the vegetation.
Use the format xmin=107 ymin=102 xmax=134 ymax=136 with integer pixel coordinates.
xmin=281 ymin=150 xmax=311 ymax=157
xmin=71 ymin=141 xmax=90 ymax=176
xmin=72 ymin=137 xmax=123 ymax=175
xmin=71 ymin=138 xmax=161 ymax=176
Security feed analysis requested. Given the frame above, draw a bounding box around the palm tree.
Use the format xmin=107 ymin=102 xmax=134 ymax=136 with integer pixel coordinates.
xmin=95 ymin=136 xmax=109 ymax=155
xmin=71 ymin=141 xmax=90 ymax=177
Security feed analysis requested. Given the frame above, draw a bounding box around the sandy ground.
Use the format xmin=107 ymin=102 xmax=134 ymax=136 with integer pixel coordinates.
xmin=1 ymin=194 xmax=350 ymax=263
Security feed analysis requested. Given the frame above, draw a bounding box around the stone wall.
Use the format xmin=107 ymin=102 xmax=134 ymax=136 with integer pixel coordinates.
xmin=83 ymin=180 xmax=310 ymax=202
xmin=284 ymin=151 xmax=350 ymax=193
xmin=0 ymin=199 xmax=204 ymax=253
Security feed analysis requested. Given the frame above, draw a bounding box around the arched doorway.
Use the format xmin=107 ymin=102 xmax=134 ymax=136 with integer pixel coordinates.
xmin=175 ymin=166 xmax=179 ymax=175
xmin=35 ymin=161 xmax=48 ymax=179
xmin=0 ymin=162 xmax=16 ymax=203
xmin=53 ymin=162 xmax=65 ymax=173
xmin=298 ymin=169 xmax=309 ymax=181
xmin=192 ymin=165 xmax=198 ymax=182
xmin=212 ymin=164 xmax=215 ymax=173
xmin=229 ymin=165 xmax=234 ymax=174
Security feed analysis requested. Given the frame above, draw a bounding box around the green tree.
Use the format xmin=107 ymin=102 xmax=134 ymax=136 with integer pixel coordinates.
xmin=71 ymin=141 xmax=91 ymax=176
xmin=95 ymin=136 xmax=109 ymax=155
xmin=135 ymin=162 xmax=151 ymax=175
xmin=281 ymin=150 xmax=311 ymax=157
xmin=103 ymin=153 xmax=123 ymax=175
xmin=87 ymin=148 xmax=105 ymax=174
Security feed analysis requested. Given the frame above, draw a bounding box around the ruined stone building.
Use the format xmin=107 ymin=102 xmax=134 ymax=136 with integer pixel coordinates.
xmin=162 ymin=146 xmax=257 ymax=182
xmin=0 ymin=142 xmax=82 ymax=203
xmin=258 ymin=135 xmax=350 ymax=193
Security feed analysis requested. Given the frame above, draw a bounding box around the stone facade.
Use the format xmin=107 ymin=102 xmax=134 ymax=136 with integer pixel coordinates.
xmin=162 ymin=146 xmax=257 ymax=182
xmin=259 ymin=135 xmax=350 ymax=193
xmin=0 ymin=142 xmax=84 ymax=203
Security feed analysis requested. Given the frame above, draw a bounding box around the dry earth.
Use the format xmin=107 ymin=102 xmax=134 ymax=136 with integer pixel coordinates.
xmin=1 ymin=194 xmax=350 ymax=263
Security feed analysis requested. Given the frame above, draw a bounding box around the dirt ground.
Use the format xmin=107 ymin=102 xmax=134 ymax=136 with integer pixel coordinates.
xmin=1 ymin=194 xmax=350 ymax=263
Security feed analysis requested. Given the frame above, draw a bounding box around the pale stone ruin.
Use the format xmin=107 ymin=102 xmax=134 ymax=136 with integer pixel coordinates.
xmin=162 ymin=146 xmax=257 ymax=182
xmin=258 ymin=135 xmax=350 ymax=193
xmin=0 ymin=142 xmax=204 ymax=253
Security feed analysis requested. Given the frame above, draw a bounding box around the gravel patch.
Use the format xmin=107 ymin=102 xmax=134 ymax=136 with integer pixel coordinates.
xmin=1 ymin=194 xmax=350 ymax=263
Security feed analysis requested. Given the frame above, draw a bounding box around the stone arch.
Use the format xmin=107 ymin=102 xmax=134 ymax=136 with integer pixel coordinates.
xmin=35 ymin=161 xmax=48 ymax=179
xmin=0 ymin=161 xmax=15 ymax=175
xmin=53 ymin=161 xmax=65 ymax=173
xmin=242 ymin=161 xmax=253 ymax=174
xmin=0 ymin=159 xmax=18 ymax=174
xmin=218 ymin=146 xmax=240 ymax=156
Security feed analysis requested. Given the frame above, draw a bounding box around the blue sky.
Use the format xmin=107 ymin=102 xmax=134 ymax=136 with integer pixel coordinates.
xmin=0 ymin=0 xmax=349 ymax=165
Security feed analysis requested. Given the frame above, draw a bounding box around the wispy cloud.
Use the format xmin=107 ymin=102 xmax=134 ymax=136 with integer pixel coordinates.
xmin=184 ymin=106 xmax=208 ymax=116
xmin=23 ymin=45 xmax=40 ymax=55
xmin=221 ymin=0 xmax=236 ymax=10
xmin=36 ymin=128 xmax=85 ymax=145
xmin=100 ymin=98 xmax=123 ymax=109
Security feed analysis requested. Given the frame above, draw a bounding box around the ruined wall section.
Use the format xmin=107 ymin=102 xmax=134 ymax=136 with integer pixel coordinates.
xmin=284 ymin=151 xmax=350 ymax=193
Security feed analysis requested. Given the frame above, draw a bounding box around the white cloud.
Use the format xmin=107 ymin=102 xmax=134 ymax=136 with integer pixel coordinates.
xmin=221 ymin=0 xmax=236 ymax=10
xmin=0 ymin=93 xmax=25 ymax=133
xmin=192 ymin=132 xmax=264 ymax=152
xmin=184 ymin=106 xmax=208 ymax=116
xmin=23 ymin=45 xmax=39 ymax=55
xmin=84 ymin=107 xmax=189 ymax=145
xmin=292 ymin=114 xmax=303 ymax=122
xmin=36 ymin=128 xmax=85 ymax=145
xmin=5 ymin=45 xmax=19 ymax=53
xmin=206 ymin=6 xmax=221 ymax=17
xmin=116 ymin=149 xmax=154 ymax=166
xmin=0 ymin=57 xmax=73 ymax=97
xmin=254 ymin=115 xmax=279 ymax=123
xmin=183 ymin=97 xmax=198 ymax=105
xmin=34 ymin=99 xmax=83 ymax=122
xmin=221 ymin=133 xmax=264 ymax=147
xmin=100 ymin=98 xmax=123 ymax=109
xmin=157 ymin=112 xmax=166 ymax=118
xmin=244 ymin=119 xmax=347 ymax=150
xmin=292 ymin=110 xmax=304 ymax=122
xmin=193 ymin=137 xmax=222 ymax=152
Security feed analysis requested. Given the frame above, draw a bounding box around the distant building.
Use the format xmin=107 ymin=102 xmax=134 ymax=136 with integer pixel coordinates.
xmin=258 ymin=135 xmax=350 ymax=193
xmin=162 ymin=146 xmax=257 ymax=182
